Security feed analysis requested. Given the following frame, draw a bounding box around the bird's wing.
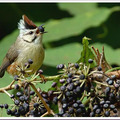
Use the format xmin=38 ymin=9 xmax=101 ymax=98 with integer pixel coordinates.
xmin=0 ymin=43 xmax=19 ymax=77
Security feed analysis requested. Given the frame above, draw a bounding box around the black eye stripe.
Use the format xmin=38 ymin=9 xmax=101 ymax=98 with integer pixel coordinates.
xmin=32 ymin=36 xmax=37 ymax=42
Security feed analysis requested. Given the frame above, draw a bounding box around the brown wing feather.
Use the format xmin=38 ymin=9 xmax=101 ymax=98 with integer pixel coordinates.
xmin=0 ymin=44 xmax=18 ymax=78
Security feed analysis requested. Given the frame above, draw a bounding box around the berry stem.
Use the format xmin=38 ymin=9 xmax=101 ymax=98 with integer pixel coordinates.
xmin=30 ymin=83 xmax=55 ymax=116
xmin=94 ymin=80 xmax=114 ymax=88
xmin=2 ymin=89 xmax=11 ymax=97
xmin=80 ymin=79 xmax=86 ymax=88
xmin=80 ymin=90 xmax=86 ymax=101
xmin=0 ymin=108 xmax=3 ymax=117
xmin=0 ymin=80 xmax=16 ymax=93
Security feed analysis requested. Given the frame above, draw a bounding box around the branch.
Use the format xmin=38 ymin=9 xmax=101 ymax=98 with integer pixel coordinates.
xmin=30 ymin=83 xmax=55 ymax=116
xmin=0 ymin=80 xmax=16 ymax=93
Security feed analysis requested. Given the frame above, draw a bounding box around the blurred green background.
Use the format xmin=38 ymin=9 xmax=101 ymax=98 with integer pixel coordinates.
xmin=0 ymin=3 xmax=120 ymax=116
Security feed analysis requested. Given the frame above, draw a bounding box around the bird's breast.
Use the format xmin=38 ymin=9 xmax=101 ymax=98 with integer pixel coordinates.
xmin=8 ymin=44 xmax=44 ymax=76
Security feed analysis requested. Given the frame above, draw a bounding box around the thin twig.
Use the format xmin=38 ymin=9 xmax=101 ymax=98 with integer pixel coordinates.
xmin=30 ymin=83 xmax=55 ymax=116
xmin=0 ymin=80 xmax=17 ymax=93
xmin=94 ymin=80 xmax=114 ymax=88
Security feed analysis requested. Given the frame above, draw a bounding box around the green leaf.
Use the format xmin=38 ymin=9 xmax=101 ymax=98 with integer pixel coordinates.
xmin=44 ymin=43 xmax=82 ymax=66
xmin=50 ymin=102 xmax=59 ymax=114
xmin=43 ymin=7 xmax=112 ymax=44
xmin=58 ymin=3 xmax=97 ymax=15
xmin=78 ymin=37 xmax=95 ymax=68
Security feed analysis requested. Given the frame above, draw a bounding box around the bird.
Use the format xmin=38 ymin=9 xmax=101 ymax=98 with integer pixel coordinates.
xmin=0 ymin=15 xmax=45 ymax=78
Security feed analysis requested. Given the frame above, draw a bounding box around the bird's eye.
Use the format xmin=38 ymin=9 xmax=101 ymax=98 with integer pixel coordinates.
xmin=29 ymin=31 xmax=33 ymax=34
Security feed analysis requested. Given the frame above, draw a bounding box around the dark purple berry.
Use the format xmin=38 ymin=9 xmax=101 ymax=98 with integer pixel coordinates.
xmin=56 ymin=64 xmax=64 ymax=69
xmin=10 ymin=94 xmax=15 ymax=99
xmin=68 ymin=73 xmax=72 ymax=78
xmin=75 ymin=80 xmax=80 ymax=85
xmin=93 ymin=105 xmax=99 ymax=111
xmin=24 ymin=63 xmax=30 ymax=68
xmin=59 ymin=79 xmax=65 ymax=84
xmin=73 ymin=103 xmax=78 ymax=108
xmin=74 ymin=63 xmax=79 ymax=68
xmin=113 ymin=108 xmax=118 ymax=113
xmin=16 ymin=92 xmax=22 ymax=97
xmin=28 ymin=59 xmax=33 ymax=64
xmin=63 ymin=113 xmax=71 ymax=117
xmin=42 ymin=93 xmax=48 ymax=98
xmin=62 ymin=98 xmax=67 ymax=103
xmin=14 ymin=100 xmax=20 ymax=106
xmin=18 ymin=106 xmax=25 ymax=115
xmin=11 ymin=109 xmax=17 ymax=116
xmin=104 ymin=111 xmax=110 ymax=117
xmin=39 ymin=25 xmax=45 ymax=33
xmin=66 ymin=78 xmax=72 ymax=83
xmin=103 ymin=103 xmax=109 ymax=109
xmin=7 ymin=109 xmax=11 ymax=115
xmin=68 ymin=107 xmax=74 ymax=114
xmin=108 ymin=80 xmax=113 ymax=85
xmin=80 ymin=74 xmax=85 ymax=80
xmin=15 ymin=112 xmax=20 ymax=117
xmin=0 ymin=104 xmax=4 ymax=108
xmin=14 ymin=75 xmax=19 ymax=81
xmin=67 ymin=83 xmax=74 ymax=91
xmin=116 ymin=80 xmax=120 ymax=84
xmin=33 ymin=103 xmax=39 ymax=108
xmin=79 ymin=104 xmax=85 ymax=109
xmin=90 ymin=112 xmax=95 ymax=117
xmin=97 ymin=66 xmax=102 ymax=71
xmin=4 ymin=104 xmax=8 ymax=109
xmin=106 ymin=78 xmax=110 ymax=83
xmin=77 ymin=100 xmax=82 ymax=105
xmin=48 ymin=90 xmax=53 ymax=97
xmin=14 ymin=84 xmax=19 ymax=90
xmin=53 ymin=97 xmax=58 ymax=104
xmin=19 ymin=96 xmax=25 ymax=102
xmin=105 ymin=100 xmax=110 ymax=104
xmin=52 ymin=82 xmax=57 ymax=87
xmin=30 ymin=91 xmax=35 ymax=95
xmin=24 ymin=95 xmax=29 ymax=102
xmin=110 ymin=104 xmax=115 ymax=110
xmin=88 ymin=59 xmax=93 ymax=63
xmin=95 ymin=108 xmax=101 ymax=114
xmin=114 ymin=83 xmax=119 ymax=88
xmin=76 ymin=108 xmax=82 ymax=115
xmin=105 ymin=87 xmax=111 ymax=95
xmin=23 ymin=102 xmax=29 ymax=112
xmin=65 ymin=91 xmax=71 ymax=97
xmin=60 ymin=85 xmax=66 ymax=91
xmin=111 ymin=75 xmax=116 ymax=80
xmin=62 ymin=103 xmax=68 ymax=110
xmin=100 ymin=100 xmax=105 ymax=105
xmin=38 ymin=69 xmax=43 ymax=74
xmin=76 ymin=86 xmax=81 ymax=93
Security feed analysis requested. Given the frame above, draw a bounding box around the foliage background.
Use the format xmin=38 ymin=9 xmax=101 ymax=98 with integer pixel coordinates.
xmin=0 ymin=3 xmax=120 ymax=116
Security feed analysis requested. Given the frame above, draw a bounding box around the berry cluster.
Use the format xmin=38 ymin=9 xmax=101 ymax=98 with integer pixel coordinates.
xmin=49 ymin=59 xmax=119 ymax=117
xmin=0 ymin=59 xmax=49 ymax=117
xmin=0 ymin=86 xmax=50 ymax=117
xmin=50 ymin=62 xmax=88 ymax=116
xmin=0 ymin=58 xmax=120 ymax=117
